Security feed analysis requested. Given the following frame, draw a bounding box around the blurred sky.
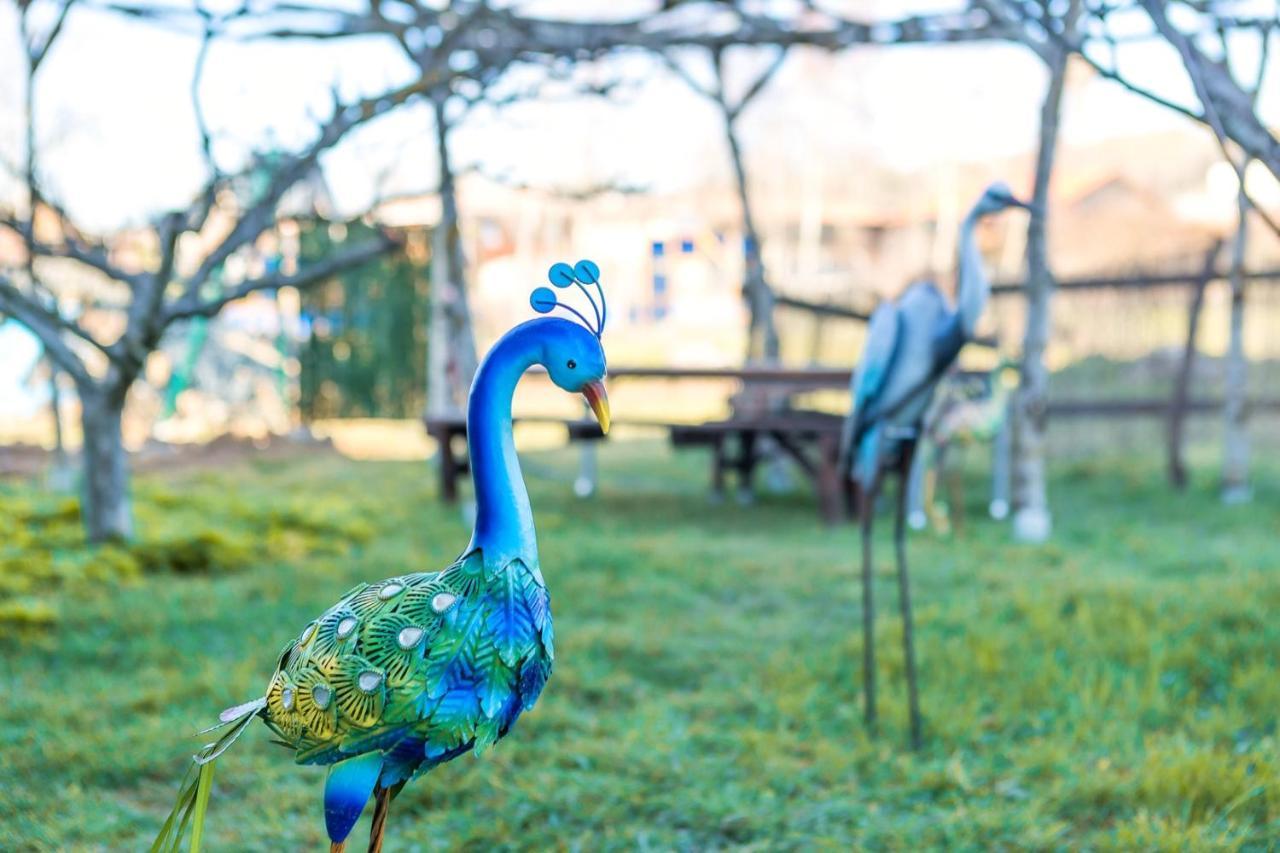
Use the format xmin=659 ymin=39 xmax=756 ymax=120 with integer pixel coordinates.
xmin=0 ymin=0 xmax=1276 ymax=232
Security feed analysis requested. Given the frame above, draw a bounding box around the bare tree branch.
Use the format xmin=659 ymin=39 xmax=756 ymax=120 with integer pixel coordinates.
xmin=164 ymin=231 xmax=399 ymax=322
xmin=988 ymin=0 xmax=1280 ymax=237
xmin=728 ymin=47 xmax=787 ymax=120
xmin=659 ymin=50 xmax=717 ymax=100
xmin=25 ymin=0 xmax=77 ymax=71
xmin=1138 ymin=1 xmax=1280 ymax=236
xmin=171 ymin=79 xmax=433 ymax=307
xmin=112 ymin=1 xmax=1008 ymax=54
xmin=0 ymin=211 xmax=146 ymax=290
xmin=0 ymin=274 xmax=91 ymax=385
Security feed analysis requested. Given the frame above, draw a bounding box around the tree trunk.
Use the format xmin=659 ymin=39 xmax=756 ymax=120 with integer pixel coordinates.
xmin=723 ymin=110 xmax=778 ymax=364
xmin=79 ymin=385 xmax=132 ymax=542
xmin=1167 ymin=256 xmax=1214 ymax=490
xmin=1222 ymin=189 xmax=1251 ymax=503
xmin=722 ymin=107 xmax=789 ymax=490
xmin=427 ymin=92 xmax=478 ymax=420
xmin=46 ymin=359 xmax=75 ymax=492
xmin=1010 ymin=39 xmax=1072 ymax=544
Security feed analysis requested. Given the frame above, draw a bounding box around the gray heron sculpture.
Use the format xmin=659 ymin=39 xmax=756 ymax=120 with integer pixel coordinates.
xmin=841 ymin=181 xmax=1033 ymax=749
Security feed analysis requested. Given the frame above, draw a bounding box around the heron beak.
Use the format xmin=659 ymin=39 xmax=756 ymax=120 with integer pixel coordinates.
xmin=582 ymin=380 xmax=610 ymax=435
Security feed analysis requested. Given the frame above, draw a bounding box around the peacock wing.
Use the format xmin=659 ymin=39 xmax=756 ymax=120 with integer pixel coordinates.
xmin=263 ymin=550 xmax=553 ymax=774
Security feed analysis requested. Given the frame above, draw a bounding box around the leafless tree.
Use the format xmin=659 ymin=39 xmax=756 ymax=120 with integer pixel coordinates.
xmin=0 ymin=4 xmax=421 ymax=541
xmin=662 ymin=44 xmax=788 ymax=363
xmin=987 ymin=0 xmax=1276 ymax=511
xmin=6 ymin=0 xmax=75 ymax=487
xmin=987 ymin=0 xmax=1279 ymax=236
xmin=976 ymin=0 xmax=1083 ymax=542
xmin=1217 ymin=17 xmax=1270 ymax=503
xmin=169 ymin=0 xmax=1004 ymax=379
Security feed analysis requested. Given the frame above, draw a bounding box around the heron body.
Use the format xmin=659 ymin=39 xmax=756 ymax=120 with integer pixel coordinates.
xmin=843 ymin=183 xmax=1032 ymax=749
xmin=846 ymin=282 xmax=962 ymax=492
xmin=154 ymin=264 xmax=611 ymax=853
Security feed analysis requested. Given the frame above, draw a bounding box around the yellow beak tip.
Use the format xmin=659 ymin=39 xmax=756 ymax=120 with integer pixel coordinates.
xmin=583 ymin=382 xmax=610 ymax=435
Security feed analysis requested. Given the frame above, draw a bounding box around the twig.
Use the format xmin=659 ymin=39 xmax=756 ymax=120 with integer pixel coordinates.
xmin=164 ymin=232 xmax=399 ymax=322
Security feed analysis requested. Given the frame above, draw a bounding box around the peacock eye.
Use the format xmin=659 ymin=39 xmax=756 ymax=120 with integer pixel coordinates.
xmin=566 ymin=359 xmax=576 ymax=370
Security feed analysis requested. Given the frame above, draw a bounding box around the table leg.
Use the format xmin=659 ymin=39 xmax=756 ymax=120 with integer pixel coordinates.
xmin=816 ymin=433 xmax=842 ymax=525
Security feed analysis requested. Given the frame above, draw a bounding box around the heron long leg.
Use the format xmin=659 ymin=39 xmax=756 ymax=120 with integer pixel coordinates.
xmin=859 ymin=481 xmax=878 ymax=729
xmin=368 ymin=786 xmax=392 ymax=853
xmin=896 ymin=441 xmax=923 ymax=750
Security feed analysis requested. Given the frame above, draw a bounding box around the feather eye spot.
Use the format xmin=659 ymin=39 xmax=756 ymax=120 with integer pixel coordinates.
xmin=431 ymin=592 xmax=457 ymax=613
xmin=336 ymin=616 xmax=358 ymax=639
xmin=378 ymin=582 xmax=405 ymax=601
xmin=281 ymin=686 xmax=295 ymax=711
xmin=397 ymin=626 xmax=425 ymax=650
xmin=357 ymin=671 xmax=384 ymax=693
xmin=299 ymin=622 xmax=317 ymax=646
xmin=312 ymin=683 xmax=332 ymax=710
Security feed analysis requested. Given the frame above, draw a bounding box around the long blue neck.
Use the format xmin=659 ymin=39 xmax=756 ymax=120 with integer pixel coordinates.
xmin=955 ymin=210 xmax=990 ymax=340
xmin=465 ymin=323 xmax=542 ymax=568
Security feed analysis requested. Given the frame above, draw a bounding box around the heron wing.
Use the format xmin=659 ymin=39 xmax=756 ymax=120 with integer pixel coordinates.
xmin=841 ymin=302 xmax=901 ymax=473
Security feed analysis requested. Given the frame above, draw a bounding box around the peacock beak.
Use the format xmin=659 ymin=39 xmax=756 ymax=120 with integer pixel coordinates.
xmin=582 ymin=380 xmax=610 ymax=435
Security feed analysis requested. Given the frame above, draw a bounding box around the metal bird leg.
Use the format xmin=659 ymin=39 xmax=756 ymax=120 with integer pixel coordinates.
xmin=895 ymin=440 xmax=923 ymax=750
xmin=331 ymin=843 xmax=345 ymax=853
xmin=858 ymin=479 xmax=879 ymax=730
xmin=368 ymin=786 xmax=392 ymax=853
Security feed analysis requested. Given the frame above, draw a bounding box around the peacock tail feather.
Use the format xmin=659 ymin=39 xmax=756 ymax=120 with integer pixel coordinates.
xmin=150 ymin=698 xmax=261 ymax=853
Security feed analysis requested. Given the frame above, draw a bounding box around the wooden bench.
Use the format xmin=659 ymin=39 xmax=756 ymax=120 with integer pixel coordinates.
xmin=426 ymin=366 xmax=856 ymax=521
xmin=611 ymin=366 xmax=853 ymax=523
xmin=669 ymin=410 xmax=848 ymax=523
xmin=425 ymin=415 xmax=606 ymax=503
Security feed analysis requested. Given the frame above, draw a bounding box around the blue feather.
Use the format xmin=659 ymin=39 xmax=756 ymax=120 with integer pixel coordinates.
xmin=488 ymin=567 xmax=537 ymax=668
xmin=323 ymin=751 xmax=384 ymax=844
xmin=519 ymin=657 xmax=550 ymax=709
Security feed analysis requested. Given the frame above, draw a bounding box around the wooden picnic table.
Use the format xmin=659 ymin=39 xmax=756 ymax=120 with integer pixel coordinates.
xmin=426 ymin=365 xmax=856 ymax=523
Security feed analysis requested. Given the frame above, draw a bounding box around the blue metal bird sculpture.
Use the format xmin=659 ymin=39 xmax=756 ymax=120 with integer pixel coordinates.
xmin=841 ymin=182 xmax=1032 ymax=749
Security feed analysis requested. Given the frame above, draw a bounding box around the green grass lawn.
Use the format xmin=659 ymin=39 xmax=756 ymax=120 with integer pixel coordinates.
xmin=2 ymin=441 xmax=1278 ymax=850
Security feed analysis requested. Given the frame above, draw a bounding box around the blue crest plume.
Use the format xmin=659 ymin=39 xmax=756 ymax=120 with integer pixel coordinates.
xmin=530 ymin=259 xmax=607 ymax=337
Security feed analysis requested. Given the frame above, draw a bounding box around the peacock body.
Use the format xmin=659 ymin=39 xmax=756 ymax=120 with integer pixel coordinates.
xmin=154 ymin=261 xmax=609 ymax=853
xmin=263 ymin=550 xmax=553 ymax=777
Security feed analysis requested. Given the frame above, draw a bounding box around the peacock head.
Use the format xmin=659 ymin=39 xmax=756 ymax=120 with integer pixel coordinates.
xmin=972 ymin=181 xmax=1036 ymax=218
xmin=530 ymin=259 xmax=610 ymax=433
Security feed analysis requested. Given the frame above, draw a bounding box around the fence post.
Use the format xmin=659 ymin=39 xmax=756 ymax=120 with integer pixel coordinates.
xmin=1167 ymin=241 xmax=1223 ymax=490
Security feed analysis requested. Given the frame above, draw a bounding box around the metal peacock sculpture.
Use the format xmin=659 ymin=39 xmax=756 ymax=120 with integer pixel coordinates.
xmin=907 ymin=359 xmax=1019 ymax=534
xmin=154 ymin=260 xmax=611 ymax=853
xmin=840 ymin=183 xmax=1032 ymax=749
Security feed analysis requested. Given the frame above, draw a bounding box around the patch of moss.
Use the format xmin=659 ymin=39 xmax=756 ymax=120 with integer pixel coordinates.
xmin=0 ymin=474 xmax=385 ymax=635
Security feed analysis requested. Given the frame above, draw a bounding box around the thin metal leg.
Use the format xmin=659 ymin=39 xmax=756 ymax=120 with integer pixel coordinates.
xmin=896 ymin=443 xmax=923 ymax=750
xmin=906 ymin=438 xmax=929 ymax=530
xmin=859 ymin=486 xmax=877 ymax=730
xmin=368 ymin=785 xmax=392 ymax=853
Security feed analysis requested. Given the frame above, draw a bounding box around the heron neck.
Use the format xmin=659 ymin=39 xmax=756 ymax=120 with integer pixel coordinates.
xmin=465 ymin=325 xmax=541 ymax=569
xmin=956 ymin=211 xmax=990 ymax=340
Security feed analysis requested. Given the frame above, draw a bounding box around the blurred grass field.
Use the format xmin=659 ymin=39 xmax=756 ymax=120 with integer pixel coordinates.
xmin=2 ymin=439 xmax=1278 ymax=850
